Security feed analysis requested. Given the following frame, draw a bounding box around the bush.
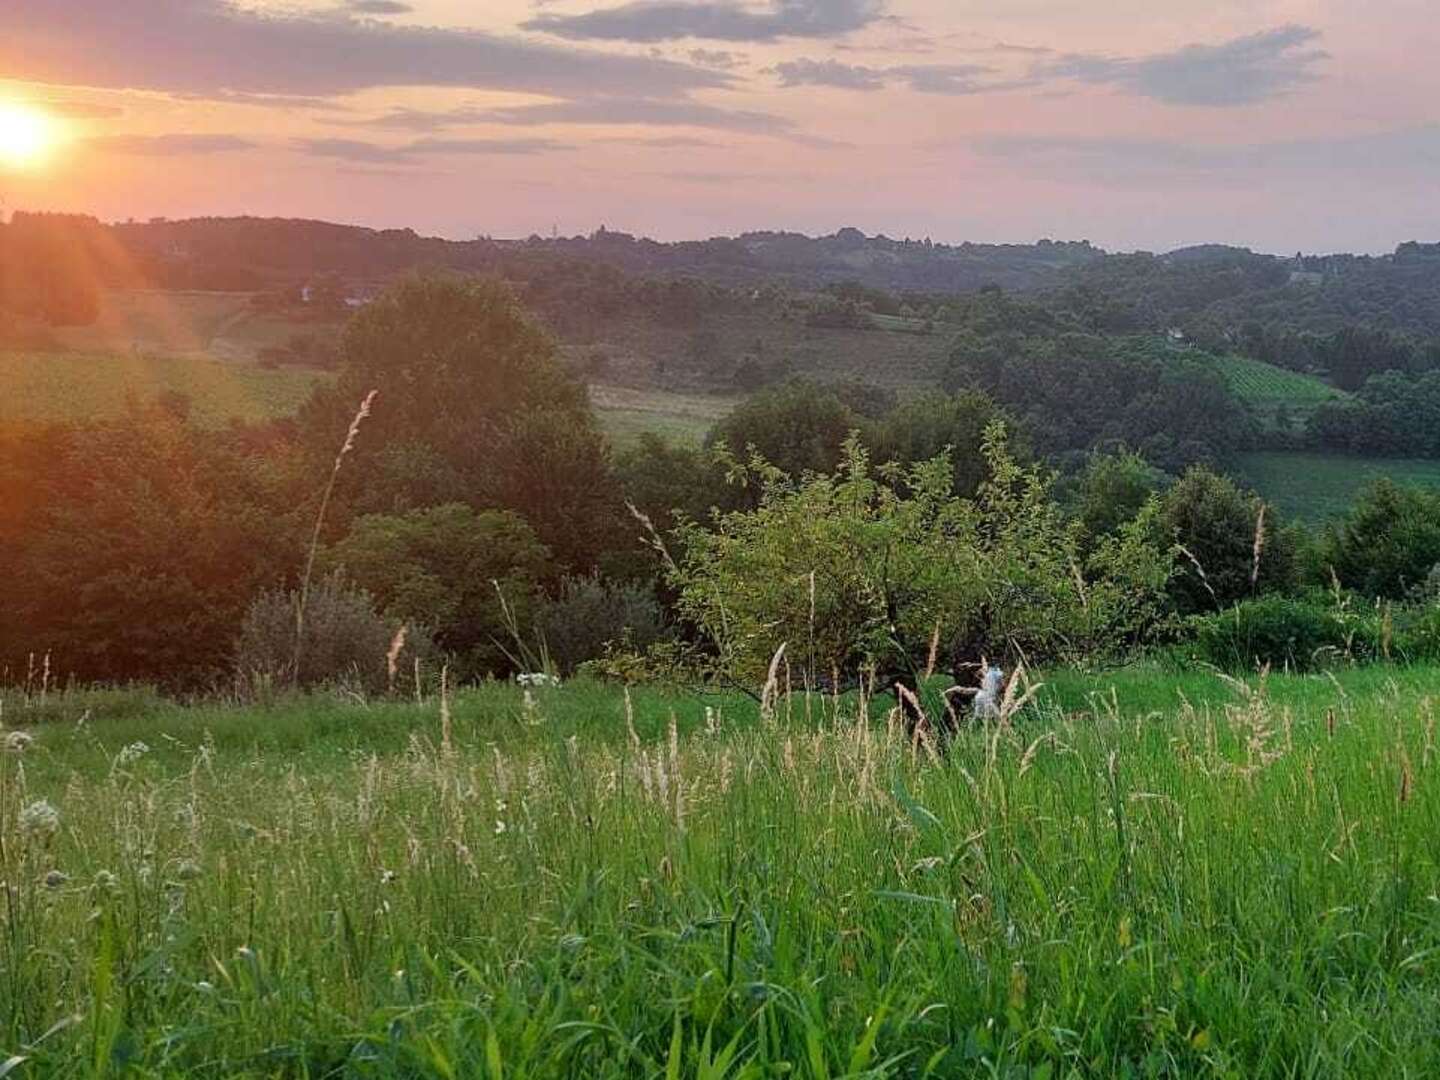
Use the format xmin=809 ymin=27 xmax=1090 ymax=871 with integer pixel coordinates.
xmin=536 ymin=575 xmax=672 ymax=674
xmin=1187 ymin=595 xmax=1378 ymax=672
xmin=235 ymin=575 xmax=432 ymax=693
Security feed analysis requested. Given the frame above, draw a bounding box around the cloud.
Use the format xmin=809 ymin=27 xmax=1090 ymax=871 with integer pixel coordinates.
xmin=773 ymin=58 xmax=885 ymax=90
xmin=524 ymin=0 xmax=885 ymax=43
xmin=87 ymin=133 xmax=258 ymax=155
xmin=973 ymin=126 xmax=1440 ymax=175
xmin=481 ymin=97 xmax=803 ymax=137
xmin=299 ymin=136 xmax=573 ymax=164
xmin=345 ymin=0 xmax=412 ymax=12
xmin=774 ymin=58 xmax=1025 ymax=95
xmin=603 ymin=135 xmax=720 ymax=147
xmin=1036 ymin=25 xmax=1328 ymax=107
xmin=0 ymin=0 xmax=725 ymax=100
xmin=688 ymin=48 xmax=746 ymax=70
xmin=35 ymin=99 xmax=126 ymax=120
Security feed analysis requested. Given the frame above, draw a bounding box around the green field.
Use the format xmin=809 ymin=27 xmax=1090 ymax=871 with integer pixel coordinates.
xmin=1214 ymin=355 xmax=1343 ymax=412
xmin=589 ymin=383 xmax=737 ymax=446
xmin=0 ymin=350 xmax=326 ymax=427
xmin=1239 ymin=450 xmax=1440 ymax=519
xmin=7 ymin=664 xmax=1440 ymax=1074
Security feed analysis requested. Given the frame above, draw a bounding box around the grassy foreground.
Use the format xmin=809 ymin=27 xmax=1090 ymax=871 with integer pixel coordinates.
xmin=5 ymin=666 xmax=1440 ymax=1076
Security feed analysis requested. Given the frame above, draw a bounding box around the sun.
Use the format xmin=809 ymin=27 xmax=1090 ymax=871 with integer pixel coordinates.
xmin=0 ymin=104 xmax=59 ymax=169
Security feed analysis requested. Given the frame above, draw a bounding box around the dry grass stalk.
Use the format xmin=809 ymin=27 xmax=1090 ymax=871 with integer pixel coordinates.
xmin=386 ymin=624 xmax=408 ymax=696
xmin=760 ymin=642 xmax=787 ymax=723
xmin=924 ymin=621 xmax=941 ymax=680
xmin=293 ymin=389 xmax=378 ymax=686
xmin=1176 ymin=545 xmax=1219 ymax=609
xmin=1250 ymin=504 xmax=1268 ymax=588
xmin=438 ymin=664 xmax=453 ymax=758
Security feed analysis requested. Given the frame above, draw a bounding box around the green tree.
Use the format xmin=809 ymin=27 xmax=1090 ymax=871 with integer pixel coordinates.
xmin=1073 ymin=449 xmax=1167 ymax=540
xmin=706 ymin=379 xmax=858 ymax=484
xmin=1159 ymin=467 xmax=1293 ymax=613
xmin=2 ymin=407 xmax=306 ymax=685
xmin=302 ymin=274 xmax=620 ymax=568
xmin=868 ymin=390 xmax=1008 ymax=497
xmin=325 ymin=503 xmax=553 ymax=678
xmin=1315 ymin=479 xmax=1440 ymax=599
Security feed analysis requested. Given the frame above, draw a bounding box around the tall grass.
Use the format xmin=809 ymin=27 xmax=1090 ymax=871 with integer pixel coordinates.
xmin=4 ymin=666 xmax=1440 ymax=1075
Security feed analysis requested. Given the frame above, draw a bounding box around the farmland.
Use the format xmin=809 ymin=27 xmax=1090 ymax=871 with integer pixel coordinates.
xmin=0 ymin=350 xmax=325 ymax=427
xmin=588 ymin=383 xmax=737 ymax=447
xmin=1238 ymin=450 xmax=1440 ymax=519
xmin=1212 ymin=354 xmax=1343 ymax=415
xmin=6 ymin=664 xmax=1440 ymax=1075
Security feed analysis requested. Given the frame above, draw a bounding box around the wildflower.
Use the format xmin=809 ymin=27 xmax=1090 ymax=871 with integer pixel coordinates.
xmin=3 ymin=730 xmax=34 ymax=754
xmin=115 ymin=741 xmax=150 ymax=767
xmin=380 ymin=869 xmax=397 ymax=884
xmin=43 ymin=869 xmax=69 ymax=890
xmin=18 ymin=799 xmax=60 ymax=839
xmin=494 ymin=819 xmax=507 ymax=835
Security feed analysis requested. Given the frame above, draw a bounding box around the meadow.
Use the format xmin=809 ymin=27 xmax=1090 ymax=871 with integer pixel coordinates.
xmin=6 ymin=664 xmax=1440 ymax=1076
xmin=1238 ymin=450 xmax=1440 ymax=520
xmin=0 ymin=351 xmax=325 ymax=428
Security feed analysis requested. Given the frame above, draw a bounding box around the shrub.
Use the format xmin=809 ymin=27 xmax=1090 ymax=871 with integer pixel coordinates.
xmin=1187 ymin=594 xmax=1378 ymax=672
xmin=536 ymin=575 xmax=672 ymax=674
xmin=235 ymin=575 xmax=431 ymax=693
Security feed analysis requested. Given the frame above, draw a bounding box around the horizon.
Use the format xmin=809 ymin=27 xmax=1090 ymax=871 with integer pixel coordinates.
xmin=27 ymin=210 xmax=1434 ymax=261
xmin=0 ymin=1 xmax=1434 ymax=255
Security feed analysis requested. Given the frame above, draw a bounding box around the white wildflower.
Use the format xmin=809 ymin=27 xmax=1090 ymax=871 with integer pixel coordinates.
xmin=494 ymin=819 xmax=507 ymax=835
xmin=115 ymin=741 xmax=150 ymax=767
xmin=18 ymin=799 xmax=60 ymax=839
xmin=3 ymin=730 xmax=34 ymax=754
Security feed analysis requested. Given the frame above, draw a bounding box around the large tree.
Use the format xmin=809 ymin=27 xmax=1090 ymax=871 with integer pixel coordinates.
xmin=302 ymin=274 xmax=620 ymax=568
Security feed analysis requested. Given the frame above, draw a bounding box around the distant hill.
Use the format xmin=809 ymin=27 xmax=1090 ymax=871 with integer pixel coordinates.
xmin=108 ymin=217 xmax=1105 ymax=295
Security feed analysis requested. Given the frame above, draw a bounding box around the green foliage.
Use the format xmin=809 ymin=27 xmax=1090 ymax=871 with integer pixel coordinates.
xmin=705 ymin=379 xmax=858 ymax=482
xmin=0 ymin=406 xmax=306 ymax=686
xmin=325 ymin=503 xmax=553 ymax=679
xmin=304 ymin=274 xmax=620 ymax=568
xmin=672 ymin=424 xmax=1172 ymax=683
xmin=1160 ymin=466 xmax=1295 ymax=614
xmin=866 ymin=389 xmax=1007 ymax=497
xmin=1314 ymin=478 xmax=1440 ymax=599
xmin=1072 ymin=448 xmax=1168 ymax=540
xmin=536 ymin=575 xmax=672 ymax=675
xmin=1186 ymin=594 xmax=1377 ymax=671
xmin=942 ymin=332 xmax=1254 ymax=472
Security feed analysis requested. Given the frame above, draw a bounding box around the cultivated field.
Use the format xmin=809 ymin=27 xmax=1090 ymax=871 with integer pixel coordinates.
xmin=6 ymin=665 xmax=1440 ymax=1075
xmin=1239 ymin=450 xmax=1440 ymax=519
xmin=1212 ymin=355 xmax=1343 ymax=414
xmin=0 ymin=350 xmax=325 ymax=427
xmin=588 ymin=383 xmax=738 ymax=446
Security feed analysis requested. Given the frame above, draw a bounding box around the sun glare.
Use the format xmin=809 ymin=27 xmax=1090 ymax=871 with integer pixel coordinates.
xmin=0 ymin=104 xmax=59 ymax=169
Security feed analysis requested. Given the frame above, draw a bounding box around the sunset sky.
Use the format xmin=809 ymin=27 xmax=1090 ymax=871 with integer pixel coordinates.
xmin=0 ymin=0 xmax=1434 ymax=253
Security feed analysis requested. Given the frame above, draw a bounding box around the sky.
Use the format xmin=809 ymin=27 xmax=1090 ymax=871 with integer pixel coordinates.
xmin=0 ymin=0 xmax=1435 ymax=253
